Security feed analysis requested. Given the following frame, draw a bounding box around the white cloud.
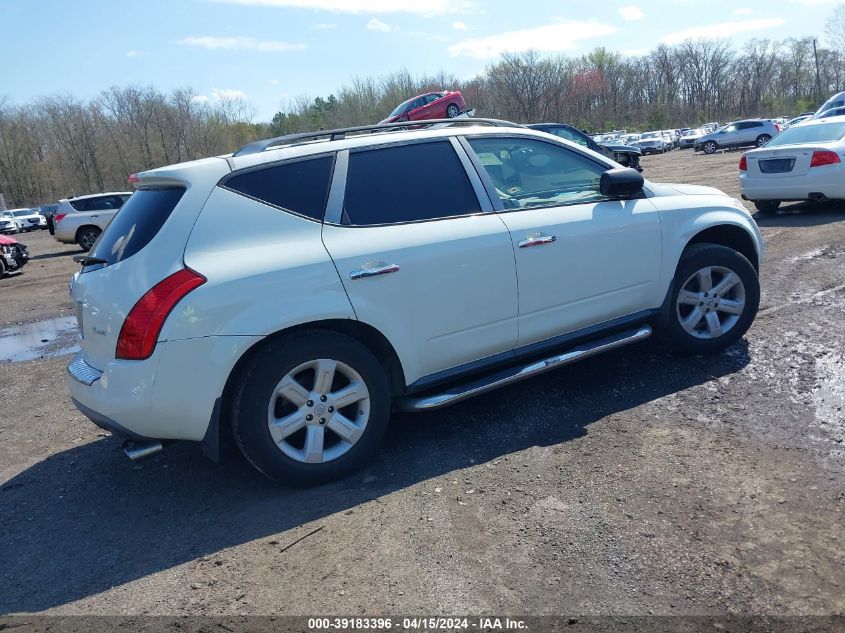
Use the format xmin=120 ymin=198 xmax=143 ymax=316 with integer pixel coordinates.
xmin=661 ymin=18 xmax=785 ymax=45
xmin=311 ymin=22 xmax=337 ymax=28
xmin=448 ymin=20 xmax=616 ymax=59
xmin=211 ymin=88 xmax=249 ymax=101
xmin=452 ymin=20 xmax=468 ymax=30
xmin=366 ymin=17 xmax=392 ymax=31
xmin=793 ymin=0 xmax=839 ymax=5
xmin=619 ymin=5 xmax=645 ymax=21
xmin=268 ymin=79 xmax=280 ymax=84
xmin=205 ymin=0 xmax=468 ymax=13
xmin=179 ymin=35 xmax=306 ymax=51
xmin=731 ymin=7 xmax=752 ymax=15
xmin=191 ymin=88 xmax=250 ymax=105
xmin=125 ymin=50 xmax=143 ymax=57
xmin=622 ymin=47 xmax=650 ymax=57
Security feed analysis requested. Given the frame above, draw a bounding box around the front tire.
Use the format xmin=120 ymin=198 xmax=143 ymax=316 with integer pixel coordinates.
xmin=231 ymin=330 xmax=391 ymax=485
xmin=659 ymin=244 xmax=759 ymax=355
xmin=703 ymin=141 xmax=718 ymax=155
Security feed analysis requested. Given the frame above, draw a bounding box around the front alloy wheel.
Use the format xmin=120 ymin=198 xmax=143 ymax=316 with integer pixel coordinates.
xmin=703 ymin=141 xmax=717 ymax=154
xmin=675 ymin=266 xmax=746 ymax=340
xmin=660 ymin=243 xmax=760 ymax=354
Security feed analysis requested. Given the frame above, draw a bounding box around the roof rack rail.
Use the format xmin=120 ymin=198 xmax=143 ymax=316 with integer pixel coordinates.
xmin=232 ymin=118 xmax=519 ymax=157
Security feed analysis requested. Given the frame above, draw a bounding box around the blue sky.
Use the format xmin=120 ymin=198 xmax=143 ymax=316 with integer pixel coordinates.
xmin=0 ymin=0 xmax=838 ymax=121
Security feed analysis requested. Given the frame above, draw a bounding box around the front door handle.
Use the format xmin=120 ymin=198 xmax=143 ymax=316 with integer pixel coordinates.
xmin=350 ymin=263 xmax=400 ymax=280
xmin=519 ymin=234 xmax=556 ymax=248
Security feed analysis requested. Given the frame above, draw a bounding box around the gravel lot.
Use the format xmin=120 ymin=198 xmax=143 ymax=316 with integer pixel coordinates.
xmin=1 ymin=150 xmax=843 ymax=618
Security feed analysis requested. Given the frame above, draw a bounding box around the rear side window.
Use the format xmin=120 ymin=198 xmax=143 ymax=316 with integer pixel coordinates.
xmin=70 ymin=195 xmax=124 ymax=212
xmin=343 ymin=141 xmax=480 ymax=225
xmin=90 ymin=188 xmax=184 ymax=266
xmin=223 ymin=155 xmax=334 ymax=221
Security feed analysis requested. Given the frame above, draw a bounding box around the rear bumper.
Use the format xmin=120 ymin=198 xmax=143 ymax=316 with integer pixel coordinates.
xmin=740 ymin=170 xmax=845 ymax=201
xmin=67 ymin=335 xmax=260 ymax=442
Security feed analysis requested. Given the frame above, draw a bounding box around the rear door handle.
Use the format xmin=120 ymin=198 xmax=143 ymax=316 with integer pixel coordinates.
xmin=350 ymin=263 xmax=400 ymax=280
xmin=519 ymin=234 xmax=556 ymax=248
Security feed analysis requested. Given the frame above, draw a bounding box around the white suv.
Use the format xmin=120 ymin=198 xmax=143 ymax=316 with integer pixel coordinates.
xmin=53 ymin=192 xmax=132 ymax=251
xmin=67 ymin=119 xmax=764 ymax=484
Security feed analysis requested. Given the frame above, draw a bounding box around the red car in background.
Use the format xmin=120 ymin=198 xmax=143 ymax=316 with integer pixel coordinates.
xmin=380 ymin=90 xmax=467 ymax=123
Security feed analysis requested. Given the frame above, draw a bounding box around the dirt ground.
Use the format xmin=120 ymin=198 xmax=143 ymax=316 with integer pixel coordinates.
xmin=1 ymin=150 xmax=843 ymax=619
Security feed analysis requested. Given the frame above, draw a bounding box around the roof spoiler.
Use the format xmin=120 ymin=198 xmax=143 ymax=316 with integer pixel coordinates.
xmin=232 ymin=117 xmax=518 ymax=157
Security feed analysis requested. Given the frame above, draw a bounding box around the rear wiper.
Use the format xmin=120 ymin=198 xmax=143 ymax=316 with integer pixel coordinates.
xmin=73 ymin=255 xmax=108 ymax=266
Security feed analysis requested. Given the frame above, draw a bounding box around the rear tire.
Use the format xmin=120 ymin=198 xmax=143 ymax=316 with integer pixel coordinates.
xmin=753 ymin=200 xmax=780 ymax=214
xmin=231 ymin=330 xmax=391 ymax=485
xmin=659 ymin=243 xmax=759 ymax=355
xmin=446 ymin=104 xmax=460 ymax=118
xmin=76 ymin=227 xmax=101 ymax=252
xmin=756 ymin=134 xmax=772 ymax=147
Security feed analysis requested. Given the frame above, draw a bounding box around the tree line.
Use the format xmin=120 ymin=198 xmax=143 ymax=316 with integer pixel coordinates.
xmin=1 ymin=33 xmax=843 ymax=209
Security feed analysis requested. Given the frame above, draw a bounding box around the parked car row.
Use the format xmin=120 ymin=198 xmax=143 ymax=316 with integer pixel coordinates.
xmin=0 ymin=208 xmax=47 ymax=233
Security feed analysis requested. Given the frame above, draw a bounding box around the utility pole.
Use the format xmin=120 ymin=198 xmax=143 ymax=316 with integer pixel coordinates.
xmin=813 ymin=38 xmax=823 ymax=106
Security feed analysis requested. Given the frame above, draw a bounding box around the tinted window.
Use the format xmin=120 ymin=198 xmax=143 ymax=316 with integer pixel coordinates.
xmin=343 ymin=141 xmax=480 ymax=225
xmin=467 ymin=137 xmax=608 ymax=210
xmin=89 ymin=188 xmax=185 ymax=266
xmin=69 ymin=195 xmax=123 ymax=212
xmin=224 ymin=155 xmax=334 ymax=221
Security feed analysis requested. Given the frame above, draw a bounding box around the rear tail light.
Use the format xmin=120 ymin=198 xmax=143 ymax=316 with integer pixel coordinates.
xmin=739 ymin=156 xmax=748 ymax=171
xmin=810 ymin=150 xmax=841 ymax=168
xmin=128 ymin=173 xmax=139 ymax=184
xmin=54 ymin=213 xmax=67 ymax=224
xmin=775 ymin=124 xmax=782 ymax=132
xmin=116 ymin=268 xmax=206 ymax=360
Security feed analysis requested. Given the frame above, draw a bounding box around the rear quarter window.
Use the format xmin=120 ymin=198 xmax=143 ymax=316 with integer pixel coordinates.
xmin=89 ymin=188 xmax=185 ymax=266
xmin=221 ymin=155 xmax=334 ymax=221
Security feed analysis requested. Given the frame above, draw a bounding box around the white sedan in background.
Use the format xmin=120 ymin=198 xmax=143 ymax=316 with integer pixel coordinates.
xmin=740 ymin=115 xmax=845 ymax=214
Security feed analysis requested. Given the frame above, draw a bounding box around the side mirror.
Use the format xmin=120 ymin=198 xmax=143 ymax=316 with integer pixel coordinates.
xmin=600 ymin=168 xmax=644 ymax=198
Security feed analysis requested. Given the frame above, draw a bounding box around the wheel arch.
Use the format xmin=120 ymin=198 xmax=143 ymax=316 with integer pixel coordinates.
xmin=217 ymin=319 xmax=407 ymax=450
xmin=74 ymin=224 xmax=101 ymax=243
xmin=686 ymin=223 xmax=760 ymax=271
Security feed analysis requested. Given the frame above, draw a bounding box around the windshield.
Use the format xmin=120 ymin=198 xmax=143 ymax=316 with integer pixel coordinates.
xmin=12 ymin=210 xmax=31 ymax=217
xmin=765 ymin=121 xmax=845 ymax=147
xmin=817 ymin=93 xmax=845 ymax=114
xmin=389 ymin=98 xmax=413 ymax=117
xmin=641 ymin=132 xmax=660 ymax=139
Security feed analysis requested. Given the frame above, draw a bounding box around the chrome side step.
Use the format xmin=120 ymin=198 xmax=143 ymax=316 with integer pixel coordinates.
xmin=397 ymin=325 xmax=652 ymax=412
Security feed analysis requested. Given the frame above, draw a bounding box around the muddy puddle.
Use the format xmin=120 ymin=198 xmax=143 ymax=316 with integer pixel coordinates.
xmin=0 ymin=315 xmax=80 ymax=362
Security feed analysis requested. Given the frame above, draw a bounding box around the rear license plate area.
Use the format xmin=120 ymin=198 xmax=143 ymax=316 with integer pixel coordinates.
xmin=759 ymin=158 xmax=795 ymax=174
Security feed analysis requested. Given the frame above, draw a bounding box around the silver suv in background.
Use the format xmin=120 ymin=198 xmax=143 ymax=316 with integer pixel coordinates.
xmin=694 ymin=119 xmax=780 ymax=154
xmin=53 ymin=192 xmax=132 ymax=250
